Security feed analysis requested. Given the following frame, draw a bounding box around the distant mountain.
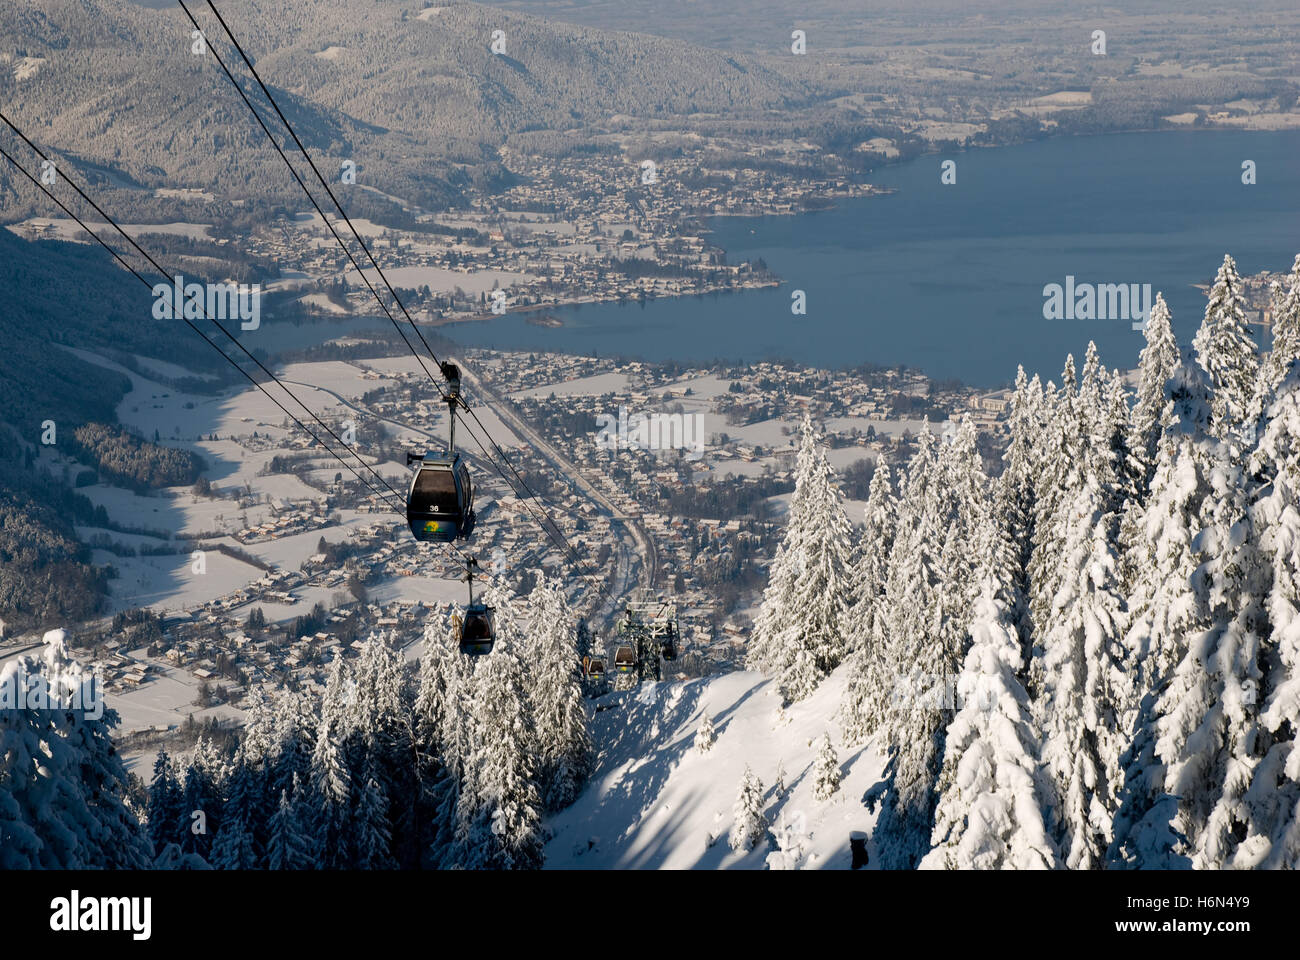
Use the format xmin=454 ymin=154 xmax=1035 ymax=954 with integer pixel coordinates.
xmin=0 ymin=0 xmax=814 ymax=217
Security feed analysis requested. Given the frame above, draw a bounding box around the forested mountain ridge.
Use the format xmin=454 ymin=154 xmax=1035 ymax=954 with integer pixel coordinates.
xmin=0 ymin=224 xmax=210 ymax=434
xmin=0 ymin=0 xmax=462 ymax=217
xmin=0 ymin=226 xmax=220 ymax=633
xmin=226 ymin=0 xmax=813 ymax=133
xmin=0 ymin=0 xmax=815 ymax=219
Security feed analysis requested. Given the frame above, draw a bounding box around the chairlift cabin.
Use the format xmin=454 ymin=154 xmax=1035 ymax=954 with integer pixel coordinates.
xmin=613 ymin=644 xmax=637 ymax=674
xmin=457 ymin=557 xmax=494 ymax=656
xmin=406 ymin=360 xmax=476 ymax=542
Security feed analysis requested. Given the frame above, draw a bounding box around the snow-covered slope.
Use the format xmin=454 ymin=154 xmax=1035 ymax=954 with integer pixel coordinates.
xmin=545 ymin=667 xmax=885 ymax=869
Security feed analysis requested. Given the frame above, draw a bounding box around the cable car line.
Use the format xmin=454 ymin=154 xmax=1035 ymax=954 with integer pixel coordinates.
xmin=3 ymin=125 xmax=508 ymax=655
xmin=1 ymin=134 xmax=498 ymax=645
xmin=0 ymin=114 xmax=415 ymax=517
xmin=197 ymin=0 xmax=453 ymax=394
xmin=196 ymin=0 xmax=616 ymax=607
xmin=186 ymin=0 xmax=580 ymax=562
xmin=188 ymin=1 xmax=622 ymax=611
xmin=0 ymin=139 xmax=407 ymax=516
xmin=174 ymin=1 xmax=448 ymax=398
xmin=404 ymin=360 xmax=478 ymax=542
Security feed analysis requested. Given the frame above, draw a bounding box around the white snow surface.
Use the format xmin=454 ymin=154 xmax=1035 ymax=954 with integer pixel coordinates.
xmin=545 ymin=665 xmax=884 ymax=869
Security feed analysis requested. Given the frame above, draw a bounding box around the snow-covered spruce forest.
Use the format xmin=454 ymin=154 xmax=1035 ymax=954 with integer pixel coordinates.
xmin=750 ymin=253 xmax=1300 ymax=870
xmin=4 ymin=252 xmax=1300 ymax=871
xmin=1 ymin=578 xmax=590 ymax=870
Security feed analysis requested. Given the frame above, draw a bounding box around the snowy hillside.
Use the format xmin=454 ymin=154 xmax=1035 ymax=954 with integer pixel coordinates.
xmin=545 ymin=667 xmax=884 ymax=869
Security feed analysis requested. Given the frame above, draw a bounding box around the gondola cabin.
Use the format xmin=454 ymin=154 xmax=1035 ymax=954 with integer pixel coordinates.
xmin=407 ymin=452 xmax=475 ymax=542
xmin=459 ymin=601 xmax=495 ymax=656
xmin=613 ymin=644 xmax=637 ymax=674
xmin=661 ymin=625 xmax=678 ymax=661
xmin=586 ymin=657 xmax=606 ymax=681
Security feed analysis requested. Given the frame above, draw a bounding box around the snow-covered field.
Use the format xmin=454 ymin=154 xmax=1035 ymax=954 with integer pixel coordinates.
xmin=719 ymin=417 xmax=800 ymax=449
xmin=296 ymin=292 xmax=350 ymax=314
xmin=545 ymin=666 xmax=883 ymax=869
xmin=90 ymin=548 xmax=261 ymax=615
xmin=342 ymin=265 xmax=534 ymax=295
xmin=279 ymin=360 xmax=397 ymax=399
xmin=368 ymin=574 xmax=463 ymax=609
xmin=825 ymin=415 xmax=932 ymax=439
xmin=667 ymin=374 xmax=735 ymax=400
xmin=11 ymin=218 xmax=212 ymax=240
xmin=510 ymin=371 xmax=631 ymax=399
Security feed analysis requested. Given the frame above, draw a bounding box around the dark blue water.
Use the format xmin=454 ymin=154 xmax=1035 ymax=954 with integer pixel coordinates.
xmin=447 ymin=130 xmax=1300 ymax=387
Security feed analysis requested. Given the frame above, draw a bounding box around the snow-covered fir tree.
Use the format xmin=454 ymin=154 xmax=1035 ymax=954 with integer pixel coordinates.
xmin=996 ymin=367 xmax=1046 ymax=663
xmin=748 ymin=415 xmax=854 ymax=703
xmin=1026 ymin=359 xmax=1078 ymax=668
xmin=1193 ymin=254 xmax=1260 ymax=437
xmin=1137 ymin=281 xmax=1276 ymax=869
xmin=695 ymin=711 xmax=716 ymax=753
xmin=311 ymin=656 xmax=354 ymax=869
xmin=840 ymin=461 xmax=898 ymax=744
xmin=780 ymin=417 xmax=854 ymax=700
xmin=269 ymin=691 xmax=316 ymax=830
xmin=921 ymin=522 xmax=1059 ymax=870
xmin=266 ymin=778 xmax=314 ymax=870
xmin=812 ymin=732 xmax=841 ymax=801
xmin=872 ymin=421 xmax=985 ymax=867
xmin=1130 ymin=293 xmax=1180 ymax=496
xmin=744 ymin=423 xmax=815 ymax=674
xmin=1155 ymin=426 xmax=1267 ymax=868
xmin=178 ymin=736 xmax=223 ymax=862
xmin=729 ymin=765 xmax=768 ymax=853
xmin=524 ymin=577 xmax=590 ymax=811
xmin=415 ymin=614 xmax=466 ymax=865
xmin=1109 ymin=365 xmax=1215 ymax=869
xmin=0 ymin=633 xmax=151 ymax=868
xmin=1240 ymin=364 xmax=1300 ymax=866
xmin=452 ymin=588 xmax=545 ymax=870
xmin=210 ymin=762 xmax=259 ymax=870
xmin=147 ymin=749 xmax=184 ymax=854
xmin=355 ymin=772 xmax=397 ymax=870
xmin=349 ymin=635 xmax=417 ymax=867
